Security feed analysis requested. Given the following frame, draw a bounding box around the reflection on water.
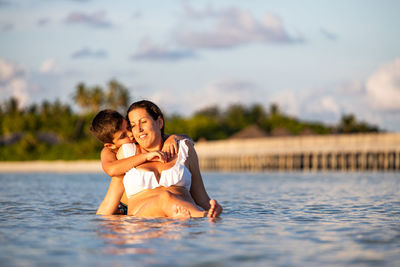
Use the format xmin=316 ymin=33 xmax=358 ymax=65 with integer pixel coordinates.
xmin=96 ymin=216 xmax=188 ymax=255
xmin=0 ymin=172 xmax=399 ymax=266
xmin=95 ymin=214 xmax=222 ymax=258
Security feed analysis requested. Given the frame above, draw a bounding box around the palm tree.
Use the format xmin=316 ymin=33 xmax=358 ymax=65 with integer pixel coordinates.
xmin=90 ymin=86 xmax=104 ymax=112
xmin=73 ymin=83 xmax=91 ymax=112
xmin=4 ymin=97 xmax=20 ymax=114
xmin=269 ymin=103 xmax=280 ymax=116
xmin=106 ymin=79 xmax=130 ymax=111
xmin=339 ymin=114 xmax=357 ymax=133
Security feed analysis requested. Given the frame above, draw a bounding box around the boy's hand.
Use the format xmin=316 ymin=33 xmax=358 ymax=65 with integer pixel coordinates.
xmin=146 ymin=151 xmax=167 ymax=163
xmin=162 ymin=135 xmax=179 ymax=159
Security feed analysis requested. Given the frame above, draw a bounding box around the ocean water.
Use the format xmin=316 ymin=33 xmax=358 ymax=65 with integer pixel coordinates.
xmin=0 ymin=172 xmax=399 ymax=267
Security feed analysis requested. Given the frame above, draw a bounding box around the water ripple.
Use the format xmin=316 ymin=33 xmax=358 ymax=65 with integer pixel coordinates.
xmin=0 ymin=172 xmax=399 ymax=267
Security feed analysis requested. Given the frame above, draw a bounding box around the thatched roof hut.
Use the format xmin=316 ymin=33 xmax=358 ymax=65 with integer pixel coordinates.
xmin=230 ymin=124 xmax=267 ymax=139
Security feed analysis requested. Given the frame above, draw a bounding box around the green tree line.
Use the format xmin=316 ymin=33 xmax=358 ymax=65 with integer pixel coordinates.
xmin=165 ymin=103 xmax=379 ymax=141
xmin=0 ymin=80 xmax=380 ymax=161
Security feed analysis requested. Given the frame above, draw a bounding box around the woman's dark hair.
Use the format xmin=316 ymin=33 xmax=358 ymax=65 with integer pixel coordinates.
xmin=126 ymin=100 xmax=165 ymax=136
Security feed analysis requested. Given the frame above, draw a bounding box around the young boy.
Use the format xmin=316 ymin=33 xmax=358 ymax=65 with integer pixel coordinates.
xmin=90 ymin=109 xmax=194 ymax=217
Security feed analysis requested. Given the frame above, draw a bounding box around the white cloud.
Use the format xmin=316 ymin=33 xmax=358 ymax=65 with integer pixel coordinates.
xmin=183 ymin=78 xmax=259 ymax=112
xmin=270 ymin=90 xmax=299 ymax=116
xmin=39 ymin=58 xmax=59 ymax=73
xmin=366 ymin=57 xmax=400 ymax=111
xmin=71 ymin=47 xmax=107 ymax=59
xmin=147 ymin=90 xmax=183 ymax=114
xmin=64 ymin=10 xmax=112 ymax=28
xmin=0 ymin=58 xmax=29 ymax=106
xmin=319 ymin=96 xmax=340 ymax=114
xmin=145 ymin=78 xmax=260 ymax=115
xmin=131 ymin=38 xmax=195 ymax=61
xmin=271 ymin=88 xmax=342 ymax=124
xmin=0 ymin=58 xmax=25 ymax=81
xmin=336 ymin=80 xmax=364 ymax=95
xmin=149 ymin=57 xmax=400 ymax=130
xmin=176 ymin=4 xmax=302 ymax=49
xmin=9 ymin=78 xmax=28 ymax=106
xmin=0 ymin=60 xmax=14 ymax=81
xmin=268 ymin=59 xmax=400 ymax=131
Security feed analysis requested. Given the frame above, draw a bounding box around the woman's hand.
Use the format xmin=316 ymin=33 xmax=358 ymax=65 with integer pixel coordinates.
xmin=145 ymin=151 xmax=167 ymax=163
xmin=162 ymin=135 xmax=179 ymax=159
xmin=186 ymin=140 xmax=223 ymax=217
xmin=207 ymin=199 xmax=223 ymax=218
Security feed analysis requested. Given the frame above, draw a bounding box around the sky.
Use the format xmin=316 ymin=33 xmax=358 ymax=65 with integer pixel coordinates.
xmin=0 ymin=0 xmax=400 ymax=131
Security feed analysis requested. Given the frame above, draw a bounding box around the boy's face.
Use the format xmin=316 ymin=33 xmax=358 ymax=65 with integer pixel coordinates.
xmin=106 ymin=119 xmax=134 ymax=149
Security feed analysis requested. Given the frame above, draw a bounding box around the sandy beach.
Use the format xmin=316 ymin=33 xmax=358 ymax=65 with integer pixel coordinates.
xmin=0 ymin=161 xmax=103 ymax=173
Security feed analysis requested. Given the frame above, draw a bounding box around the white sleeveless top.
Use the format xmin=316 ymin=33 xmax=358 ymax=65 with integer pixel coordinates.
xmin=121 ymin=140 xmax=192 ymax=198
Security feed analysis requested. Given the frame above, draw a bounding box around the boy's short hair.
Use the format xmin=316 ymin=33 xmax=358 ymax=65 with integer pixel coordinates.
xmin=90 ymin=109 xmax=125 ymax=143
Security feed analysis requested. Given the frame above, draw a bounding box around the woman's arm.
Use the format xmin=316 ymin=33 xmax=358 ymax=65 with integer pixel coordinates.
xmin=187 ymin=140 xmax=221 ymax=213
xmin=96 ymin=176 xmax=125 ymax=215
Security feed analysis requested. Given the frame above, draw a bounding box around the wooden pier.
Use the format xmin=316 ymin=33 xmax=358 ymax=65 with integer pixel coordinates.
xmin=194 ymin=133 xmax=400 ymax=172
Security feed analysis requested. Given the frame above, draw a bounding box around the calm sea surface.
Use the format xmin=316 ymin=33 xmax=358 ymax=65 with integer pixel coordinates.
xmin=0 ymin=172 xmax=399 ymax=267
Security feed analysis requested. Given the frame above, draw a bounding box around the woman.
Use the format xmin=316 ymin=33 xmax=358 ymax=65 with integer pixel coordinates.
xmin=122 ymin=100 xmax=222 ymax=217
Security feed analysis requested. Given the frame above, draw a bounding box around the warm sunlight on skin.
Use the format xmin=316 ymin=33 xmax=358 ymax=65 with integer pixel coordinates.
xmin=128 ymin=108 xmax=164 ymax=152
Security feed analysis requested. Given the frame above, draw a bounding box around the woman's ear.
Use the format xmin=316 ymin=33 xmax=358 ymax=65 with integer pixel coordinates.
xmin=157 ymin=117 xmax=164 ymax=130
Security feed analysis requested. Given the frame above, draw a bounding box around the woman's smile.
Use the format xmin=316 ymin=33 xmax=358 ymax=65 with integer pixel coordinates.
xmin=138 ymin=133 xmax=147 ymax=139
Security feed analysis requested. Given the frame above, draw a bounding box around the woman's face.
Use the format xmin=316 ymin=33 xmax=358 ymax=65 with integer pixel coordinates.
xmin=128 ymin=107 xmax=163 ymax=150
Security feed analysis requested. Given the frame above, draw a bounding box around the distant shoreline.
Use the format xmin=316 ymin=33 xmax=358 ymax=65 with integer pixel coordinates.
xmin=0 ymin=160 xmax=102 ymax=173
